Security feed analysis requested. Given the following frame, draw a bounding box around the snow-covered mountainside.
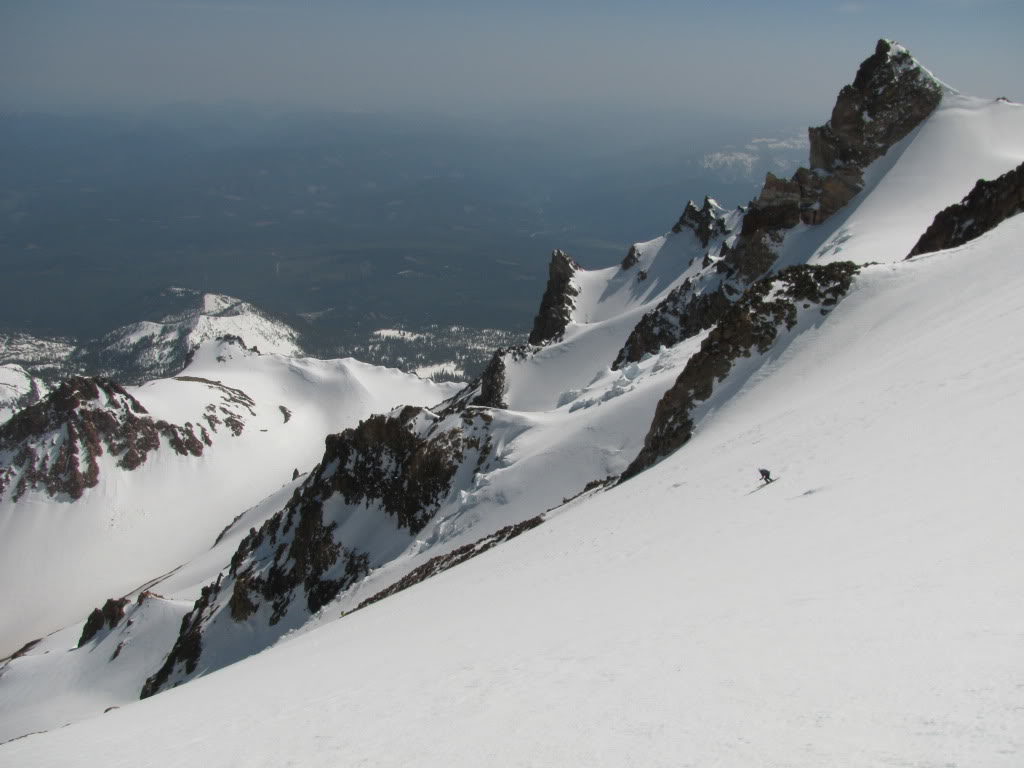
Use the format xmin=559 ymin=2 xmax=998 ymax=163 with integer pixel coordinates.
xmin=0 ymin=338 xmax=458 ymax=661
xmin=91 ymin=288 xmax=304 ymax=383
xmin=0 ymin=288 xmax=306 ymax=390
xmin=2 ymin=39 xmax=1023 ymax=764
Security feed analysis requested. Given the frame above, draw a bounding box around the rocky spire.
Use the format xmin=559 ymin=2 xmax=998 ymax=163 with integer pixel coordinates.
xmin=723 ymin=39 xmax=947 ymax=279
xmin=809 ymin=39 xmax=948 ymax=173
xmin=672 ymin=197 xmax=728 ymax=247
xmin=528 ymin=249 xmax=580 ymax=346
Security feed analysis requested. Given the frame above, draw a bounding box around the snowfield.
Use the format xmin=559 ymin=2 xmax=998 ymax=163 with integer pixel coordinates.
xmin=4 ymin=217 xmax=1022 ymax=767
xmin=2 ymin=47 xmax=1024 ymax=767
xmin=0 ymin=342 xmax=458 ymax=660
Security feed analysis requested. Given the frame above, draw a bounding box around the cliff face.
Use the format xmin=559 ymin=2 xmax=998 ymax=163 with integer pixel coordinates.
xmin=908 ymin=161 xmax=1024 ymax=258
xmin=722 ymin=39 xmax=946 ymax=280
xmin=671 ymin=197 xmax=729 ymax=247
xmin=528 ymin=250 xmax=580 ymax=346
xmin=141 ymin=44 xmax=951 ymax=693
xmin=623 ymin=263 xmax=861 ymax=480
xmin=142 ymin=402 xmax=498 ymax=697
xmin=809 ymin=39 xmax=946 ymax=174
xmin=0 ymin=377 xmax=209 ymax=501
xmin=613 ymin=286 xmax=733 ymax=370
xmin=612 ymin=39 xmax=947 ymax=370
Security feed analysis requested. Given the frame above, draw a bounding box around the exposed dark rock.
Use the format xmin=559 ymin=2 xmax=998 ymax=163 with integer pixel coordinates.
xmin=621 ymin=244 xmax=641 ymax=270
xmin=908 ymin=161 xmax=1024 ymax=257
xmin=141 ymin=577 xmax=221 ymax=698
xmin=174 ymin=376 xmax=255 ymax=416
xmin=672 ymin=197 xmax=728 ymax=247
xmin=471 ymin=351 xmax=508 ymax=409
xmin=279 ymin=405 xmax=292 ymax=423
xmin=809 ymin=39 xmax=944 ymax=173
xmin=0 ymin=377 xmax=209 ymax=501
xmin=292 ymin=467 xmax=300 ymax=480
xmin=215 ymin=334 xmax=260 ymax=354
xmin=622 ymin=263 xmax=860 ymax=480
xmin=791 ymin=167 xmax=863 ymax=226
xmin=356 ymin=515 xmax=545 ymax=611
xmin=613 ymin=285 xmax=732 ymax=369
xmin=742 ymin=174 xmax=802 ymax=232
xmin=227 ymin=572 xmax=259 ymax=621
xmin=78 ymin=597 xmax=131 ymax=647
xmin=721 ymin=40 xmax=943 ymax=280
xmin=1 ymin=638 xmax=41 ymax=663
xmin=436 ymin=345 xmax=529 ymax=417
xmin=142 ymin=403 xmax=498 ymax=698
xmin=528 ymin=249 xmax=580 ymax=346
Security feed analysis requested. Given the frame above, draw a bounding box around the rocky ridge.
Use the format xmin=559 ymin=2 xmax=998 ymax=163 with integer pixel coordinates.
xmin=0 ymin=378 xmax=208 ymax=501
xmin=528 ymin=250 xmax=580 ymax=346
xmin=141 ymin=402 xmax=499 ymax=696
xmin=908 ymin=160 xmax=1024 ymax=257
xmin=724 ymin=39 xmax=945 ymax=279
xmin=623 ymin=262 xmax=861 ymax=480
xmin=0 ymin=360 xmax=259 ymax=502
xmin=613 ymin=39 xmax=943 ymax=369
xmin=138 ymin=42 xmax=948 ymax=698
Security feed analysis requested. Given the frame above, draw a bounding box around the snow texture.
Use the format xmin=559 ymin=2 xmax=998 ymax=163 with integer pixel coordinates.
xmin=2 ymin=62 xmax=1024 ymax=767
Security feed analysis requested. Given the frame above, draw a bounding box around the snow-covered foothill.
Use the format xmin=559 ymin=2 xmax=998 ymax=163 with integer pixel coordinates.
xmin=95 ymin=289 xmax=304 ymax=382
xmin=0 ymin=339 xmax=459 ymax=660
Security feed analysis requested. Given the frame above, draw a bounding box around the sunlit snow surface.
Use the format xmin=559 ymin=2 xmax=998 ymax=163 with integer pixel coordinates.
xmin=3 ymin=94 xmax=1024 ymax=765
xmin=0 ymin=342 xmax=459 ymax=659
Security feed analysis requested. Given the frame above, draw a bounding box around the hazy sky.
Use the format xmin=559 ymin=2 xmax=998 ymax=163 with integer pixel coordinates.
xmin=2 ymin=0 xmax=1021 ymax=120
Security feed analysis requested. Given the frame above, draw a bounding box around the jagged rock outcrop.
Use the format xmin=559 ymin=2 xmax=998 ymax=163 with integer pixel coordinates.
xmin=78 ymin=598 xmax=131 ymax=647
xmin=470 ymin=351 xmax=509 ymax=409
xmin=722 ymin=39 xmax=945 ymax=280
xmin=613 ymin=285 xmax=733 ymax=369
xmin=142 ymin=404 xmax=497 ymax=698
xmin=908 ymin=161 xmax=1024 ymax=258
xmin=622 ymin=263 xmax=860 ymax=480
xmin=0 ymin=377 xmax=209 ymax=501
xmin=672 ymin=197 xmax=729 ymax=247
xmin=620 ymin=244 xmax=641 ymax=270
xmin=809 ymin=39 xmax=945 ymax=174
xmin=356 ymin=515 xmax=546 ymax=611
xmin=529 ymin=250 xmax=580 ymax=346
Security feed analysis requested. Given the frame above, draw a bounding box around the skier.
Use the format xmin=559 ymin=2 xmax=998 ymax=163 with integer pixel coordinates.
xmin=758 ymin=468 xmax=773 ymax=484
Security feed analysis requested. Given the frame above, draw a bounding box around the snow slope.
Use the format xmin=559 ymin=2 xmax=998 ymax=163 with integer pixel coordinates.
xmin=3 ymin=44 xmax=1024 ymax=762
xmin=5 ymin=210 xmax=1022 ymax=768
xmin=0 ymin=341 xmax=458 ymax=659
xmin=809 ymin=94 xmax=1024 ymax=266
